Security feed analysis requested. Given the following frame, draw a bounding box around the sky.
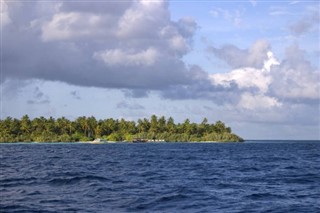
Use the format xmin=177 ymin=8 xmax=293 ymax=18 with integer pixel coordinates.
xmin=1 ymin=0 xmax=319 ymax=140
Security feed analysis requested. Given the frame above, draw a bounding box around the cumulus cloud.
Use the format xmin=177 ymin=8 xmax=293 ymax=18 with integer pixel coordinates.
xmin=237 ymin=93 xmax=282 ymax=110
xmin=117 ymin=0 xmax=169 ymax=39
xmin=161 ymin=65 xmax=241 ymax=105
xmin=210 ymin=51 xmax=279 ymax=92
xmin=2 ymin=0 xmax=197 ymax=91
xmin=41 ymin=12 xmax=112 ymax=41
xmin=93 ymin=47 xmax=159 ymax=66
xmin=2 ymin=0 xmax=319 ymax=115
xmin=159 ymin=39 xmax=318 ymax=112
xmin=270 ymin=44 xmax=320 ymax=101
xmin=209 ymin=48 xmax=282 ymax=110
xmin=61 ymin=1 xmax=131 ymax=15
xmin=208 ymin=42 xmax=319 ymax=110
xmin=207 ymin=40 xmax=270 ymax=69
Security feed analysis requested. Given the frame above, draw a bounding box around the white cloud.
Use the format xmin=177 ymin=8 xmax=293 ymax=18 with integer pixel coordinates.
xmin=209 ymin=42 xmax=319 ymax=110
xmin=270 ymin=45 xmax=320 ymax=100
xmin=247 ymin=40 xmax=272 ymax=68
xmin=209 ymin=49 xmax=281 ymax=110
xmin=93 ymin=47 xmax=159 ymax=66
xmin=3 ymin=1 xmax=195 ymax=90
xmin=140 ymin=0 xmax=165 ymax=8
xmin=264 ymin=51 xmax=280 ymax=72
xmin=41 ymin=12 xmax=114 ymax=41
xmin=210 ymin=67 xmax=271 ymax=93
xmin=117 ymin=0 xmax=168 ymax=38
xmin=208 ymin=40 xmax=271 ymax=69
xmin=209 ymin=45 xmax=279 ymax=93
xmin=41 ymin=2 xmax=169 ymax=42
xmin=159 ymin=18 xmax=196 ymax=55
xmin=169 ymin=35 xmax=189 ymax=54
xmin=237 ymin=93 xmax=282 ymax=110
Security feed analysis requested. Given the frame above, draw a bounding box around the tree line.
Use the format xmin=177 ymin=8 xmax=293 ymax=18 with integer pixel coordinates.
xmin=0 ymin=115 xmax=243 ymax=142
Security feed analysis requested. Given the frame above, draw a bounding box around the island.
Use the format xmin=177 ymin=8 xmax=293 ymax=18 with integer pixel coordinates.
xmin=0 ymin=115 xmax=243 ymax=143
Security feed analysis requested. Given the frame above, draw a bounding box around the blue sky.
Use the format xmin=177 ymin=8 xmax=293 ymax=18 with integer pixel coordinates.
xmin=1 ymin=0 xmax=319 ymax=140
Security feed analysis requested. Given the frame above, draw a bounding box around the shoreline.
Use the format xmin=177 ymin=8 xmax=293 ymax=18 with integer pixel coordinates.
xmin=0 ymin=140 xmax=243 ymax=144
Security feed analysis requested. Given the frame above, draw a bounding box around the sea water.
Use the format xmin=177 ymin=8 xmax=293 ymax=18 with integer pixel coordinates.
xmin=1 ymin=141 xmax=319 ymax=212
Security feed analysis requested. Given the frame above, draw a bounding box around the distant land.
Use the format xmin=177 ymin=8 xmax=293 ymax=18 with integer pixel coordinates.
xmin=0 ymin=115 xmax=243 ymax=143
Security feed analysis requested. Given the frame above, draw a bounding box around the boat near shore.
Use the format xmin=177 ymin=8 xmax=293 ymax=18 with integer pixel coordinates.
xmin=90 ymin=138 xmax=107 ymax=144
xmin=132 ymin=138 xmax=148 ymax=143
xmin=81 ymin=138 xmax=117 ymax=144
xmin=132 ymin=138 xmax=166 ymax=143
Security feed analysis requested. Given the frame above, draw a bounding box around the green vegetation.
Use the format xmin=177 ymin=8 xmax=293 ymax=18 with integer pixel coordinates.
xmin=0 ymin=115 xmax=243 ymax=142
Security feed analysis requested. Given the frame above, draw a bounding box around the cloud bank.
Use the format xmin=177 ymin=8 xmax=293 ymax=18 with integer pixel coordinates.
xmin=2 ymin=0 xmax=196 ymax=90
xmin=209 ymin=42 xmax=319 ymax=109
xmin=2 ymin=0 xmax=319 ymax=113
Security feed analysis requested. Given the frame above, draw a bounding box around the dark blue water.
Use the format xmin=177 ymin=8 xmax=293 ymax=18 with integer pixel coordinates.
xmin=1 ymin=141 xmax=320 ymax=212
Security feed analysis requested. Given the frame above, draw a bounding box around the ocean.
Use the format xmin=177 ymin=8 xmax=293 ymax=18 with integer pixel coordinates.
xmin=1 ymin=141 xmax=319 ymax=212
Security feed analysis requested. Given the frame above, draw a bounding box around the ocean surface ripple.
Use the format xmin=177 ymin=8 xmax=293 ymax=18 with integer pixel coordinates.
xmin=1 ymin=141 xmax=320 ymax=212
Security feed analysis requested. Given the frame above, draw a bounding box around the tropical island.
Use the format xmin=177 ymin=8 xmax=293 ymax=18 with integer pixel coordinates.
xmin=0 ymin=115 xmax=243 ymax=143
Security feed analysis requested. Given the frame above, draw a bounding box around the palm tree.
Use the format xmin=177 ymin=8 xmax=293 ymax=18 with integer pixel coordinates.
xmin=20 ymin=115 xmax=31 ymax=135
xmin=149 ymin=115 xmax=158 ymax=136
xmin=76 ymin=116 xmax=88 ymax=137
xmin=87 ymin=116 xmax=97 ymax=138
xmin=56 ymin=117 xmax=69 ymax=135
xmin=166 ymin=117 xmax=175 ymax=134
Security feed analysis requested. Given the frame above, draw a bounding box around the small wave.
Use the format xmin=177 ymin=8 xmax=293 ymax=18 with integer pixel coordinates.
xmin=26 ymin=190 xmax=42 ymax=196
xmin=245 ymin=192 xmax=286 ymax=200
xmin=1 ymin=142 xmax=320 ymax=212
xmin=284 ymin=178 xmax=316 ymax=184
xmin=0 ymin=163 xmax=10 ymax=168
xmin=1 ymin=177 xmax=37 ymax=183
xmin=112 ymin=180 xmax=125 ymax=184
xmin=47 ymin=175 xmax=110 ymax=186
xmin=0 ymin=204 xmax=53 ymax=213
xmin=128 ymin=193 xmax=189 ymax=211
xmin=240 ymin=167 xmax=260 ymax=172
xmin=48 ymin=156 xmax=61 ymax=159
xmin=0 ymin=177 xmax=38 ymax=187
xmin=216 ymin=182 xmax=242 ymax=189
xmin=39 ymin=199 xmax=64 ymax=204
xmin=284 ymin=166 xmax=298 ymax=170
xmin=157 ymin=193 xmax=189 ymax=202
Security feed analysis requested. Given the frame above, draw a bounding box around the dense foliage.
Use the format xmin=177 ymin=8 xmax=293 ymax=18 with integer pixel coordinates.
xmin=0 ymin=115 xmax=243 ymax=142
